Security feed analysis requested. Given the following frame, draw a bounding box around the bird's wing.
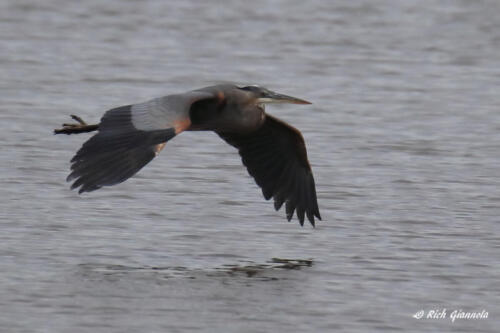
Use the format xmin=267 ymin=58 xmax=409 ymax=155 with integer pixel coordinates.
xmin=68 ymin=91 xmax=213 ymax=193
xmin=217 ymin=114 xmax=321 ymax=226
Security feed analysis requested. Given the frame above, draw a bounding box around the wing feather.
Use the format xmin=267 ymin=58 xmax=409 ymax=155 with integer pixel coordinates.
xmin=218 ymin=114 xmax=321 ymax=226
xmin=67 ymin=93 xmax=214 ymax=193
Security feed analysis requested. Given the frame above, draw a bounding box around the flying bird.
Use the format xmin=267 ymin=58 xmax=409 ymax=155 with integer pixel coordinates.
xmin=55 ymin=84 xmax=321 ymax=226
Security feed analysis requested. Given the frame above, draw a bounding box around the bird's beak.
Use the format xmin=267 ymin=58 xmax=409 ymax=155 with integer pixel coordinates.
xmin=257 ymin=91 xmax=312 ymax=105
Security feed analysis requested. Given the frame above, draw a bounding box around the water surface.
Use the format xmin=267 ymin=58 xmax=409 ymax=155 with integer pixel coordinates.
xmin=1 ymin=1 xmax=499 ymax=332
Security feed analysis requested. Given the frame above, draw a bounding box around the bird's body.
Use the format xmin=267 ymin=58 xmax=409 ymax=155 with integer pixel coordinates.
xmin=56 ymin=84 xmax=321 ymax=226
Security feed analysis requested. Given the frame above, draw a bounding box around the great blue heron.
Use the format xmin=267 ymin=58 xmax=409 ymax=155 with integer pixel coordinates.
xmin=55 ymin=84 xmax=321 ymax=226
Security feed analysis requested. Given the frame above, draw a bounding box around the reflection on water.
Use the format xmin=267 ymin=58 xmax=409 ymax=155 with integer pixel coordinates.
xmin=77 ymin=258 xmax=314 ymax=281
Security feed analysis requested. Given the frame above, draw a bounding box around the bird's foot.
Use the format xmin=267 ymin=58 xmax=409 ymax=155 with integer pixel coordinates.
xmin=54 ymin=115 xmax=99 ymax=134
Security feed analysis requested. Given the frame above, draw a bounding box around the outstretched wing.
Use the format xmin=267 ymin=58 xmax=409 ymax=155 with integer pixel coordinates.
xmin=217 ymin=115 xmax=321 ymax=226
xmin=68 ymin=91 xmax=213 ymax=193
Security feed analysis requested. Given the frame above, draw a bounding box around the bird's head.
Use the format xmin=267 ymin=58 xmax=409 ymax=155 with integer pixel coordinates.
xmin=188 ymin=84 xmax=311 ymax=132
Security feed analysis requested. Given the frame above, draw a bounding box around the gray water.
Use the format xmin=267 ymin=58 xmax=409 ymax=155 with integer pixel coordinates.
xmin=1 ymin=1 xmax=499 ymax=332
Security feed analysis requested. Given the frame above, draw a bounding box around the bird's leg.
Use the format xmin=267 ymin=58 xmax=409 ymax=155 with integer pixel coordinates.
xmin=54 ymin=115 xmax=99 ymax=135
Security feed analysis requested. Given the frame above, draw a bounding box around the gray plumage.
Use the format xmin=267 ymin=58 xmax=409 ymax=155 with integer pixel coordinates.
xmin=58 ymin=84 xmax=321 ymax=226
